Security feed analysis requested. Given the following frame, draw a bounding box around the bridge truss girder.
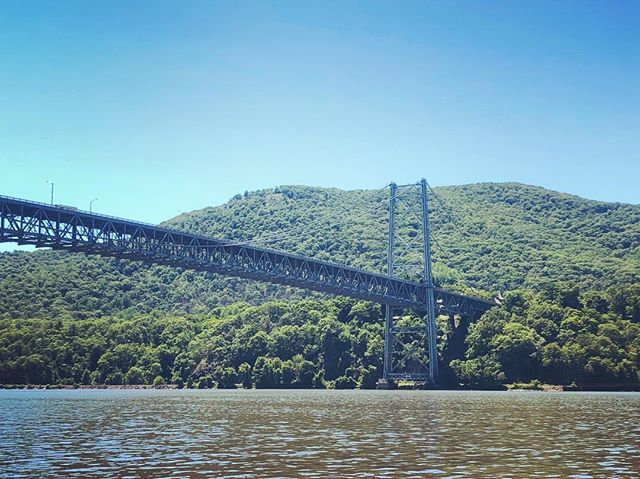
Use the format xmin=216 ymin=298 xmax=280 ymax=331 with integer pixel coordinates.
xmin=0 ymin=194 xmax=494 ymax=317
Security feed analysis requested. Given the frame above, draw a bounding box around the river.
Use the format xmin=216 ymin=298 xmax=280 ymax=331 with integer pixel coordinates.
xmin=1 ymin=389 xmax=639 ymax=478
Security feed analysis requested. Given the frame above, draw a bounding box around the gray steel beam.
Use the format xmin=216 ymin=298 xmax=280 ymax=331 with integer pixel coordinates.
xmin=421 ymin=178 xmax=439 ymax=384
xmin=0 ymin=194 xmax=495 ymax=316
xmin=383 ymin=183 xmax=397 ymax=382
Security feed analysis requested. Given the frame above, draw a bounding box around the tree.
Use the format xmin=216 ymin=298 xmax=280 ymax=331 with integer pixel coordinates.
xmin=465 ymin=308 xmax=510 ymax=357
xmin=106 ymin=371 xmax=123 ymax=385
xmin=358 ymin=365 xmax=379 ymax=389
xmin=313 ymin=369 xmax=326 ymax=389
xmin=81 ymin=369 xmax=92 ymax=385
xmin=450 ymin=356 xmax=506 ymax=389
xmin=215 ymin=367 xmax=237 ymax=389
xmin=334 ymin=376 xmax=357 ymax=389
xmin=238 ymin=363 xmax=252 ymax=389
xmin=291 ymin=355 xmax=315 ymax=388
xmin=125 ymin=366 xmax=145 ymax=385
xmin=269 ymin=326 xmax=303 ymax=361
xmin=253 ymin=357 xmax=281 ymax=388
xmin=541 ymin=343 xmax=566 ymax=383
xmin=492 ymin=323 xmax=544 ymax=382
xmin=347 ymin=302 xmax=381 ymax=324
xmin=197 ymin=375 xmax=213 ymax=389
xmin=320 ymin=319 xmax=352 ymax=380
xmin=608 ymin=285 xmax=640 ymax=323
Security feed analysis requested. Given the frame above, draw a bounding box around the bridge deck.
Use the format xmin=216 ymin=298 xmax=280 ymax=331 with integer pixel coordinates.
xmin=0 ymin=195 xmax=494 ymax=316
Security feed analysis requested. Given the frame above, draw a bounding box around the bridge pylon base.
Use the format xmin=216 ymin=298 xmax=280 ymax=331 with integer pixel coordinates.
xmin=381 ymin=305 xmax=436 ymax=386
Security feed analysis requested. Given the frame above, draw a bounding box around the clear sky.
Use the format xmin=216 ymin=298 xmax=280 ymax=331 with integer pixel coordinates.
xmin=1 ymin=0 xmax=638 ymax=238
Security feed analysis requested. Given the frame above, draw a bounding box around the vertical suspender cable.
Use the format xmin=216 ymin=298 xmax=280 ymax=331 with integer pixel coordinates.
xmin=383 ymin=182 xmax=396 ymax=382
xmin=421 ymin=179 xmax=439 ymax=384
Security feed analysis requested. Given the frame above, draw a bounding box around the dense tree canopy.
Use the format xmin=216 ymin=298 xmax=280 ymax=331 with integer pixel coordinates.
xmin=1 ymin=285 xmax=638 ymax=388
xmin=448 ymin=285 xmax=640 ymax=388
xmin=0 ymin=298 xmax=386 ymax=389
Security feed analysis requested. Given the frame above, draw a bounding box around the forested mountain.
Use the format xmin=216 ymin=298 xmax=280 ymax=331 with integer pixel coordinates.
xmin=1 ymin=183 xmax=638 ymax=319
xmin=1 ymin=183 xmax=639 ymax=388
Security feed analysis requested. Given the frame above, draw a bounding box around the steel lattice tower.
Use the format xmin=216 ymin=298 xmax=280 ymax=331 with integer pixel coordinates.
xmin=380 ymin=179 xmax=439 ymax=387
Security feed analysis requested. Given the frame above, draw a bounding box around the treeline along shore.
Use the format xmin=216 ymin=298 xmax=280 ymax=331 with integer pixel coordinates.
xmin=1 ymin=287 xmax=639 ymax=390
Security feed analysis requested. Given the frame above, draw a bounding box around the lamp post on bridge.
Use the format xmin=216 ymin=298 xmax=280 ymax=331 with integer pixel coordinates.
xmin=89 ymin=198 xmax=98 ymax=213
xmin=45 ymin=180 xmax=54 ymax=206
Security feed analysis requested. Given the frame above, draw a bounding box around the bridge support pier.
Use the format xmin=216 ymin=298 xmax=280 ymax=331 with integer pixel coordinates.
xmin=378 ymin=179 xmax=439 ymax=387
xmin=377 ymin=304 xmax=437 ymax=387
xmin=377 ymin=304 xmax=396 ymax=389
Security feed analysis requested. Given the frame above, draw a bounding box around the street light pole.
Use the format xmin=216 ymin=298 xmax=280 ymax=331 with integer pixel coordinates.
xmin=46 ymin=181 xmax=54 ymax=205
xmin=89 ymin=198 xmax=98 ymax=213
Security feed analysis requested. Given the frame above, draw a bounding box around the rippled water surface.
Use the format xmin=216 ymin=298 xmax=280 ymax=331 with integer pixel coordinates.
xmin=1 ymin=389 xmax=639 ymax=478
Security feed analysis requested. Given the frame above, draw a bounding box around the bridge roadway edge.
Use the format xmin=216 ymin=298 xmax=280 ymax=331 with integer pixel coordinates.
xmin=0 ymin=194 xmax=495 ymax=317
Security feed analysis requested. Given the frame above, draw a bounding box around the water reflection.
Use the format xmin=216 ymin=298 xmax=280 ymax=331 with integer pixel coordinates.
xmin=1 ymin=390 xmax=639 ymax=478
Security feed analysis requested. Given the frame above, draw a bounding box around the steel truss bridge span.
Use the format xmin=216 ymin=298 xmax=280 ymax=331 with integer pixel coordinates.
xmin=0 ymin=195 xmax=493 ymax=316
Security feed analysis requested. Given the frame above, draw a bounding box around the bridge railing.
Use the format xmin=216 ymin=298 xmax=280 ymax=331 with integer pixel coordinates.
xmin=0 ymin=194 xmax=387 ymax=274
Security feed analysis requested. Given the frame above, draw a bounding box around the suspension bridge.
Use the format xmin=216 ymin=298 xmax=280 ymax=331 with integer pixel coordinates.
xmin=0 ymin=180 xmax=495 ymax=386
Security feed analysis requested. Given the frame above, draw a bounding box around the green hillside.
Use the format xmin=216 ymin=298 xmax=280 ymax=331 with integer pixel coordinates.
xmin=1 ymin=182 xmax=639 ymax=389
xmin=1 ymin=182 xmax=638 ymax=319
xmin=167 ymin=182 xmax=640 ymax=291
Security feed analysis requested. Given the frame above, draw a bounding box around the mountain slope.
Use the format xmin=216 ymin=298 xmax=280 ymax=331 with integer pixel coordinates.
xmin=165 ymin=182 xmax=640 ymax=290
xmin=0 ymin=183 xmax=638 ymax=320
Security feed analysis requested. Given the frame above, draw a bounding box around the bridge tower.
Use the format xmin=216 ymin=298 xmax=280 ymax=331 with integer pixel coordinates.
xmin=379 ymin=179 xmax=439 ymax=388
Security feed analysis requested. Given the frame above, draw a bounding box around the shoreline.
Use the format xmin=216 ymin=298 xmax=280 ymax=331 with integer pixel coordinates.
xmin=2 ymin=384 xmax=640 ymax=392
xmin=0 ymin=384 xmax=179 ymax=390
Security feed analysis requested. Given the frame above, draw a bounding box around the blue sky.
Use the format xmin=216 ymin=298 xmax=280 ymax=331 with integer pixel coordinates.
xmin=1 ymin=1 xmax=638 ymax=241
